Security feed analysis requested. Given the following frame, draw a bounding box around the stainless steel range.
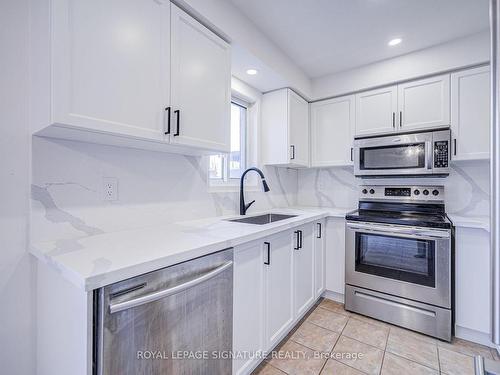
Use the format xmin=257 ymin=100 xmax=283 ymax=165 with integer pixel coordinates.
xmin=345 ymin=185 xmax=454 ymax=341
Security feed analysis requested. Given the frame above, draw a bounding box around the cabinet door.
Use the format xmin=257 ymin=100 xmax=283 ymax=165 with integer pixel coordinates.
xmin=451 ymin=66 xmax=490 ymax=161
xmin=311 ymin=95 xmax=355 ymax=167
xmin=355 ymin=86 xmax=397 ymax=136
xmin=455 ymin=228 xmax=490 ymax=337
xmin=264 ymin=232 xmax=294 ymax=350
xmin=398 ymin=74 xmax=450 ymax=131
xmin=233 ymin=241 xmax=265 ymax=375
xmin=293 ymin=225 xmax=315 ymax=318
xmin=325 ymin=218 xmax=345 ymax=296
xmin=288 ymin=90 xmax=310 ymax=167
xmin=52 ymin=0 xmax=170 ymax=141
xmin=314 ymin=221 xmax=326 ymax=298
xmin=170 ymin=4 xmax=231 ymax=152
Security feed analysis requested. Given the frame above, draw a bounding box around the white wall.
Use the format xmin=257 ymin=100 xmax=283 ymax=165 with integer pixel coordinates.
xmin=0 ymin=0 xmax=34 ymax=374
xmin=312 ymin=31 xmax=490 ymax=100
xmin=176 ymin=0 xmax=312 ymax=98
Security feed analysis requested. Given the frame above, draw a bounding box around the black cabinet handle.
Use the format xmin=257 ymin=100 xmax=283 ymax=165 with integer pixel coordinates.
xmin=264 ymin=242 xmax=270 ymax=265
xmin=454 ymin=139 xmax=457 ymax=156
xmin=392 ymin=112 xmax=395 ymax=128
xmin=164 ymin=106 xmax=171 ymax=135
xmin=350 ymin=147 xmax=353 ymax=162
xmin=298 ymin=230 xmax=303 ymax=249
xmin=399 ymin=111 xmax=403 ymax=127
xmin=317 ymin=223 xmax=322 ymax=239
xmin=294 ymin=231 xmax=299 ymax=250
xmin=290 ymin=145 xmax=295 ymax=160
xmin=174 ymin=109 xmax=180 ymax=136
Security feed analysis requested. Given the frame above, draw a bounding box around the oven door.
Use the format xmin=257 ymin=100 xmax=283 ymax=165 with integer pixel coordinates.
xmin=345 ymin=221 xmax=451 ymax=308
xmin=353 ymin=132 xmax=433 ymax=177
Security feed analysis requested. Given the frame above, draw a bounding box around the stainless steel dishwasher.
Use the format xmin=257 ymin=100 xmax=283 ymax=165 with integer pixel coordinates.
xmin=94 ymin=249 xmax=233 ymax=375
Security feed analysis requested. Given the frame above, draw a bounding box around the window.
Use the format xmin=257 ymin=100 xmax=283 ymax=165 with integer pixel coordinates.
xmin=209 ymin=100 xmax=247 ymax=181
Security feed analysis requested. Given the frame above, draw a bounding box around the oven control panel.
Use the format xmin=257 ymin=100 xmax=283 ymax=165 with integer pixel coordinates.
xmin=360 ymin=185 xmax=444 ymax=202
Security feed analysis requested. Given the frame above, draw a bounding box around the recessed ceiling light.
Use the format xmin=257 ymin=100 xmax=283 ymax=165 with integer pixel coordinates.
xmin=246 ymin=69 xmax=258 ymax=75
xmin=388 ymin=38 xmax=402 ymax=46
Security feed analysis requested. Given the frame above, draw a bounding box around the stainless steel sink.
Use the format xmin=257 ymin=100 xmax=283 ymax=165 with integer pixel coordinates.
xmin=227 ymin=213 xmax=297 ymax=225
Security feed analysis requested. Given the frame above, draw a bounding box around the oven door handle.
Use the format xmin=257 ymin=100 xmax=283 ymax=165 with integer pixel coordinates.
xmin=346 ymin=222 xmax=450 ymax=239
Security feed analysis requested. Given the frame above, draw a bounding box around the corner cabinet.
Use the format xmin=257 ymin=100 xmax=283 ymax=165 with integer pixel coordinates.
xmin=451 ymin=66 xmax=490 ymax=161
xmin=354 ymin=74 xmax=450 ymax=136
xmin=261 ymin=89 xmax=309 ymax=167
xmin=310 ymin=95 xmax=355 ymax=167
xmin=32 ymin=0 xmax=230 ymax=154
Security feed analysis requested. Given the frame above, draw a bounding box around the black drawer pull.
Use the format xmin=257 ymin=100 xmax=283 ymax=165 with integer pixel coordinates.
xmin=317 ymin=223 xmax=322 ymax=239
xmin=164 ymin=106 xmax=171 ymax=135
xmin=174 ymin=109 xmax=180 ymax=136
xmin=264 ymin=242 xmax=270 ymax=265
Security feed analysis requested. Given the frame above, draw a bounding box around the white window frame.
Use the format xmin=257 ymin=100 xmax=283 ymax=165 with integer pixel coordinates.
xmin=208 ymin=78 xmax=261 ymax=192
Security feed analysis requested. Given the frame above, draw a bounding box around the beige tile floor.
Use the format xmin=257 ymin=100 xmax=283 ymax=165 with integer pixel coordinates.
xmin=253 ymin=298 xmax=499 ymax=375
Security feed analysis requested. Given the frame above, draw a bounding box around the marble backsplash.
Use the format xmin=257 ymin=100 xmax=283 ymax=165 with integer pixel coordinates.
xmin=31 ymin=136 xmax=489 ymax=244
xmin=31 ymin=137 xmax=298 ymax=243
xmin=297 ymin=160 xmax=490 ymax=218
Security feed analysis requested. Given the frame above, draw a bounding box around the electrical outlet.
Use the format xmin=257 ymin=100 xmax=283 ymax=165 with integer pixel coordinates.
xmin=103 ymin=177 xmax=118 ymax=201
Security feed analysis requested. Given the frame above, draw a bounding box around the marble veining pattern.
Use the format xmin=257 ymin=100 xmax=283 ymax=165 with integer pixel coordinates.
xmin=31 ymin=137 xmax=297 ymax=243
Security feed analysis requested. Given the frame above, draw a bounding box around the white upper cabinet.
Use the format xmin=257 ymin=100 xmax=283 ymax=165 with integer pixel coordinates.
xmin=398 ymin=74 xmax=450 ymax=131
xmin=355 ymin=86 xmax=398 ymax=136
xmin=34 ymin=0 xmax=231 ymax=154
xmin=261 ymin=88 xmax=309 ymax=167
xmin=51 ymin=0 xmax=171 ymax=141
xmin=310 ymin=95 xmax=355 ymax=167
xmin=451 ymin=66 xmax=490 ymax=161
xmin=355 ymin=74 xmax=451 ymax=136
xmin=170 ymin=4 xmax=231 ymax=152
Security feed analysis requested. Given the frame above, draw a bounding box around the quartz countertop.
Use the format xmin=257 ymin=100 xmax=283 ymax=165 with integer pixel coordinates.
xmin=447 ymin=214 xmax=490 ymax=232
xmin=30 ymin=207 xmax=331 ymax=291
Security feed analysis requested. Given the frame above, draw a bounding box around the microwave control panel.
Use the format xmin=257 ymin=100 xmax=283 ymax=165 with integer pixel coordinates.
xmin=434 ymin=140 xmax=449 ymax=168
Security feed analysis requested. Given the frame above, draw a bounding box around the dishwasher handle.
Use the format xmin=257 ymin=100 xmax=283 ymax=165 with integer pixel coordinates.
xmin=109 ymin=261 xmax=233 ymax=314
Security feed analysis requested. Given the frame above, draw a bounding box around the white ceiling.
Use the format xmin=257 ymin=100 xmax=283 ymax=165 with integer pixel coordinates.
xmin=228 ymin=0 xmax=490 ymax=78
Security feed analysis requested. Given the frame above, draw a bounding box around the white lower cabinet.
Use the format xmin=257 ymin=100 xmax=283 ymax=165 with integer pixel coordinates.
xmin=314 ymin=220 xmax=326 ymax=298
xmin=325 ymin=218 xmax=346 ymax=299
xmin=293 ymin=224 xmax=315 ymax=318
xmin=233 ymin=240 xmax=265 ymax=375
xmin=264 ymin=231 xmax=294 ymax=349
xmin=233 ymin=221 xmax=324 ymax=374
xmin=455 ymin=227 xmax=491 ymax=344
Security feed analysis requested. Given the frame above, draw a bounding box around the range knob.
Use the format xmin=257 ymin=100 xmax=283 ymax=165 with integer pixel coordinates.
xmin=423 ymin=189 xmax=429 ymax=196
xmin=432 ymin=189 xmax=439 ymax=196
xmin=369 ymin=189 xmax=375 ymax=195
xmin=414 ymin=189 xmax=420 ymax=195
xmin=362 ymin=189 xmax=368 ymax=194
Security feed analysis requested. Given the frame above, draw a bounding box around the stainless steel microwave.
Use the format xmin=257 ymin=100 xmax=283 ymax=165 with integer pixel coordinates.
xmin=353 ymin=128 xmax=451 ymax=177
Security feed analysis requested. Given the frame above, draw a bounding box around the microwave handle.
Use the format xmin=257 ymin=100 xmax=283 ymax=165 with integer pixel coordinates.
xmin=426 ymin=141 xmax=433 ymax=170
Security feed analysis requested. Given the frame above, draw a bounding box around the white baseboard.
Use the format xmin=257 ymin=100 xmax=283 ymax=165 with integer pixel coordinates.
xmin=455 ymin=325 xmax=496 ymax=348
xmin=322 ymin=290 xmax=344 ymax=304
